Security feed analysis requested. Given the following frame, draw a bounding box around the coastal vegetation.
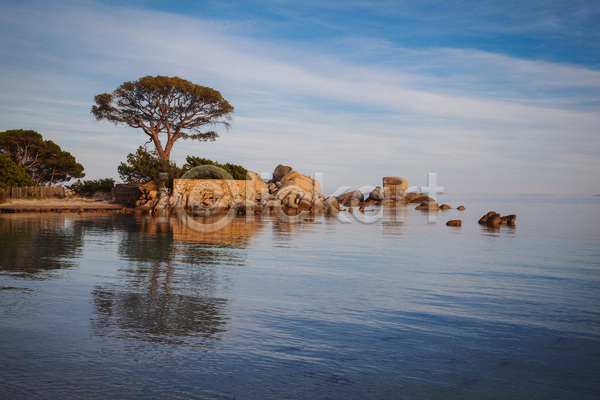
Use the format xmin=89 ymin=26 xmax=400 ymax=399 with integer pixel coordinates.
xmin=117 ymin=146 xmax=249 ymax=188
xmin=182 ymin=156 xmax=249 ymax=180
xmin=117 ymin=146 xmax=183 ymax=185
xmin=0 ymin=129 xmax=84 ymax=186
xmin=68 ymin=178 xmax=115 ymax=197
xmin=0 ymin=153 xmax=35 ymax=189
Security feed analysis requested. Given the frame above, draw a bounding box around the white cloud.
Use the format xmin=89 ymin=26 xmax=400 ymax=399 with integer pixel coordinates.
xmin=0 ymin=1 xmax=598 ymax=194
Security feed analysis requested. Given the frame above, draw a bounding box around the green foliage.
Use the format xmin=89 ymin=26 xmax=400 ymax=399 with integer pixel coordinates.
xmin=68 ymin=178 xmax=115 ymax=197
xmin=0 ymin=129 xmax=85 ymax=185
xmin=118 ymin=146 xmax=183 ymax=187
xmin=183 ymin=156 xmax=250 ymax=180
xmin=92 ymin=76 xmax=234 ymax=163
xmin=0 ymin=153 xmax=36 ymax=189
xmin=33 ymin=150 xmax=85 ymax=185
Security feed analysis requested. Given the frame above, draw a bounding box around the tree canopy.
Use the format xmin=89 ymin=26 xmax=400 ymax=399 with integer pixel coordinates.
xmin=91 ymin=75 xmax=234 ymax=163
xmin=0 ymin=129 xmax=85 ymax=185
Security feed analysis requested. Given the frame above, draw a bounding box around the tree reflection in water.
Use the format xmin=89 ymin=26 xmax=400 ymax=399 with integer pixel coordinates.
xmin=91 ymin=214 xmax=265 ymax=347
xmin=0 ymin=214 xmax=86 ymax=278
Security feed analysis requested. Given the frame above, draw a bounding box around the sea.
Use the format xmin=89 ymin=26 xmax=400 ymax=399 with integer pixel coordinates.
xmin=1 ymin=195 xmax=599 ymax=399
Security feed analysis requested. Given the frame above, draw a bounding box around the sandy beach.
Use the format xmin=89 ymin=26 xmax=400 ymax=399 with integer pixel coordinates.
xmin=0 ymin=196 xmax=127 ymax=213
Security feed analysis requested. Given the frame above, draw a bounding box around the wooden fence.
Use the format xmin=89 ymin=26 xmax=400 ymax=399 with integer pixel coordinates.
xmin=1 ymin=186 xmax=65 ymax=199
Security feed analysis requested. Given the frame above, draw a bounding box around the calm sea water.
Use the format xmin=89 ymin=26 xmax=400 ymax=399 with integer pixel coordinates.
xmin=1 ymin=196 xmax=599 ymax=399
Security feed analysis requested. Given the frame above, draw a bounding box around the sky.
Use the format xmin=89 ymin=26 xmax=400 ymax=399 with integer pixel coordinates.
xmin=0 ymin=0 xmax=599 ymax=195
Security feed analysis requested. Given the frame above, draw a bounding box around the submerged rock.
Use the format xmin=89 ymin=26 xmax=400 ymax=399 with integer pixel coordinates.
xmin=479 ymin=211 xmax=516 ymax=227
xmin=446 ymin=220 xmax=462 ymax=227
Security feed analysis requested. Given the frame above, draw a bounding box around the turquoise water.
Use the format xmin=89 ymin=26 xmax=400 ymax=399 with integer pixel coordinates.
xmin=1 ymin=196 xmax=599 ymax=399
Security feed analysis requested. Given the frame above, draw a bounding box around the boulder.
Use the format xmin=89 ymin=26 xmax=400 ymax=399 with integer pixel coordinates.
xmin=457 ymin=206 xmax=465 ymax=210
xmin=268 ymin=165 xmax=324 ymax=213
xmin=323 ymin=196 xmax=340 ymax=213
xmin=278 ymin=171 xmax=322 ymax=194
xmin=478 ymin=211 xmax=498 ymax=224
xmin=383 ymin=177 xmax=408 ymax=200
xmin=446 ymin=220 xmax=462 ymax=227
xmin=272 ymin=164 xmax=293 ymax=182
xmin=336 ymin=190 xmax=364 ymax=207
xmin=416 ymin=201 xmax=440 ymax=211
xmin=367 ymin=186 xmax=385 ymax=202
xmin=478 ymin=211 xmax=515 ymax=227
xmin=405 ymin=193 xmax=434 ymax=203
xmin=487 ymin=214 xmax=502 ymax=226
xmin=248 ymin=171 xmax=268 ymax=200
xmin=440 ymin=204 xmax=452 ymax=210
xmin=504 ymin=214 xmax=517 ymax=226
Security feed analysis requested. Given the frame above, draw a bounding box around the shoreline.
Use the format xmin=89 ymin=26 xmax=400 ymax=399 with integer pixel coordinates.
xmin=0 ymin=196 xmax=130 ymax=214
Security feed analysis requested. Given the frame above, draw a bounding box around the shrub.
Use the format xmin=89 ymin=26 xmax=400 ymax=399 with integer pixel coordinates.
xmin=118 ymin=146 xmax=182 ymax=188
xmin=69 ymin=178 xmax=115 ymax=197
xmin=183 ymin=156 xmax=250 ymax=180
xmin=0 ymin=153 xmax=36 ymax=189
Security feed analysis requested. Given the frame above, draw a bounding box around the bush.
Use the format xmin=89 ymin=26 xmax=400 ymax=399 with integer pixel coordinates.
xmin=0 ymin=153 xmax=36 ymax=189
xmin=118 ymin=146 xmax=182 ymax=188
xmin=183 ymin=156 xmax=250 ymax=180
xmin=69 ymin=178 xmax=115 ymax=197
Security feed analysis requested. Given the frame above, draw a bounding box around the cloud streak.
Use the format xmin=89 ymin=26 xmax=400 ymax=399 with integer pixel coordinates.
xmin=0 ymin=1 xmax=598 ymax=194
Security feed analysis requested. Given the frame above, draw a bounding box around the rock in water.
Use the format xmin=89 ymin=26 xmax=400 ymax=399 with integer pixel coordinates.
xmin=336 ymin=190 xmax=364 ymax=206
xmin=382 ymin=177 xmax=408 ymax=200
xmin=323 ymin=196 xmax=340 ymax=213
xmin=478 ymin=211 xmax=516 ymax=227
xmin=367 ymin=186 xmax=385 ymax=202
xmin=478 ymin=211 xmax=498 ymax=224
xmin=487 ymin=214 xmax=502 ymax=227
xmin=446 ymin=220 xmax=462 ymax=227
xmin=504 ymin=214 xmax=516 ymax=226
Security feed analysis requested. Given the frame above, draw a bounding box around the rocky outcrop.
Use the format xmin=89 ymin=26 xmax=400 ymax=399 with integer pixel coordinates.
xmin=336 ymin=190 xmax=364 ymax=207
xmin=168 ymin=164 xmax=326 ymax=217
xmin=135 ymin=182 xmax=160 ymax=209
xmin=478 ymin=211 xmax=516 ymax=227
xmin=265 ymin=165 xmax=325 ymax=214
xmin=446 ymin=220 xmax=462 ymax=227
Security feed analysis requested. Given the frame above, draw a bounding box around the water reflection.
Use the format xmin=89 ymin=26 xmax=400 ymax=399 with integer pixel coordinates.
xmin=92 ymin=284 xmax=228 ymax=347
xmin=91 ymin=215 xmax=265 ymax=347
xmin=382 ymin=205 xmax=408 ymax=238
xmin=0 ymin=215 xmax=85 ymax=278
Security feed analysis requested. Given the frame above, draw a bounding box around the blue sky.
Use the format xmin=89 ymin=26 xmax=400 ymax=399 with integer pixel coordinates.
xmin=0 ymin=0 xmax=599 ymax=195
